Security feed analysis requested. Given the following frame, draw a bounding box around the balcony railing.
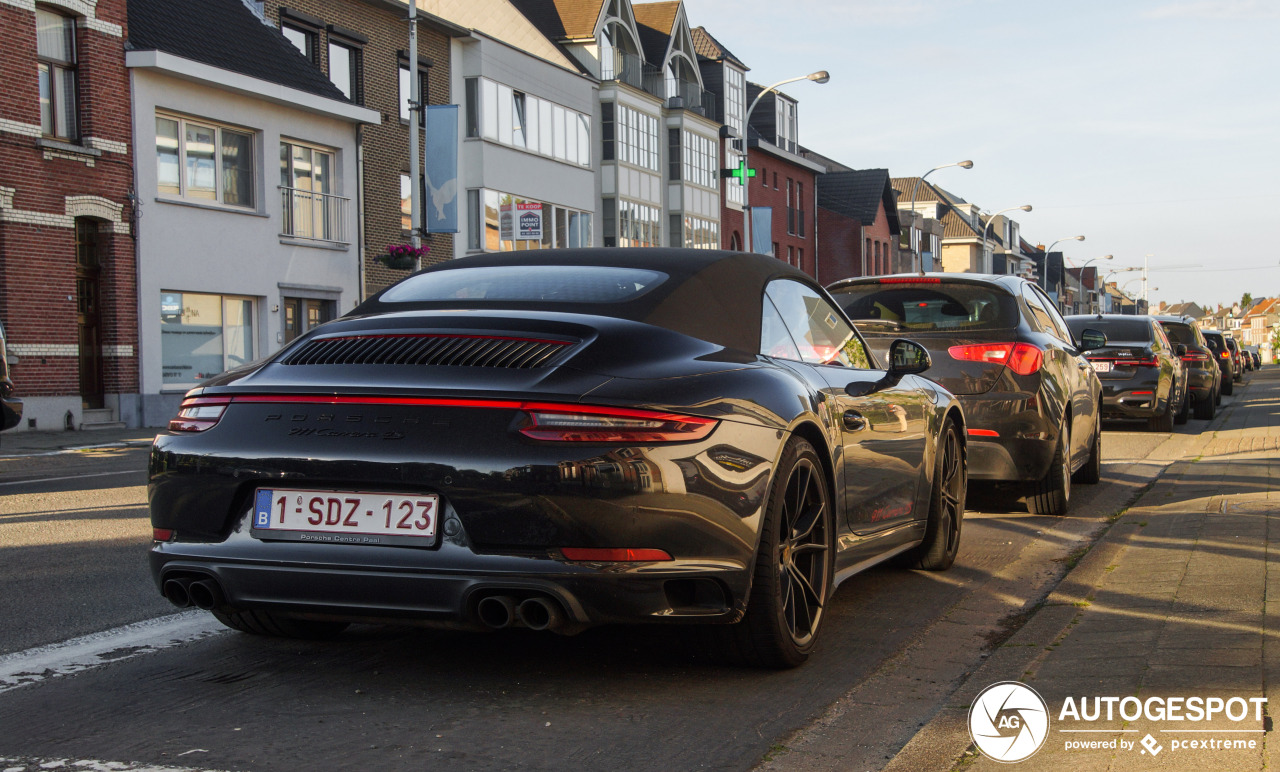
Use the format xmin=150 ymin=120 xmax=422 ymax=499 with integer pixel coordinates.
xmin=280 ymin=186 xmax=350 ymax=244
xmin=602 ymin=53 xmax=718 ymax=117
xmin=664 ymin=77 xmax=716 ymax=119
xmin=602 ymin=52 xmax=656 ymax=93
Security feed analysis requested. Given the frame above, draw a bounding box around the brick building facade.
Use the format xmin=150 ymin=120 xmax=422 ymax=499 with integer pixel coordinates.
xmin=0 ymin=0 xmax=138 ymax=431
xmin=258 ymin=0 xmax=465 ymax=296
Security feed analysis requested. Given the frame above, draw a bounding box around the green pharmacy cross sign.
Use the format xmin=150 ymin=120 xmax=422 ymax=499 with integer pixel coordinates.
xmin=729 ymin=160 xmax=756 ymax=186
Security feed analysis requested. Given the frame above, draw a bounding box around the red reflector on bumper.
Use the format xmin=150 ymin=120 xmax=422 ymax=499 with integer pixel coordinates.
xmin=152 ymin=528 xmax=174 ymax=541
xmin=967 ymin=429 xmax=1000 ymax=437
xmin=560 ymin=548 xmax=673 ymax=562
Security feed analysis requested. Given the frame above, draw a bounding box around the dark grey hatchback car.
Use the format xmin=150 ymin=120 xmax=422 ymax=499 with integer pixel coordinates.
xmin=1065 ymin=315 xmax=1188 ymax=432
xmin=828 ymin=274 xmax=1103 ymax=516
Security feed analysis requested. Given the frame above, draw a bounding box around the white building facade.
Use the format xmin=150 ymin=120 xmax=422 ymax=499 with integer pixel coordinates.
xmin=127 ymin=50 xmax=377 ymax=426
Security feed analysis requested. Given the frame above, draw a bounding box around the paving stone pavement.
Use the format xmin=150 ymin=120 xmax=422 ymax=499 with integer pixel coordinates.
xmin=885 ymin=369 xmax=1280 ymax=771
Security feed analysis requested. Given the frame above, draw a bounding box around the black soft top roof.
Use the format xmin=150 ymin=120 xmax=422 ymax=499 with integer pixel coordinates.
xmin=354 ymin=249 xmax=818 ymax=353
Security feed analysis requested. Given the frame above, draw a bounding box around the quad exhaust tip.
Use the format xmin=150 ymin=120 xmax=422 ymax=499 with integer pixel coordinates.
xmin=163 ymin=576 xmax=223 ymax=610
xmin=475 ymin=593 xmax=567 ymax=632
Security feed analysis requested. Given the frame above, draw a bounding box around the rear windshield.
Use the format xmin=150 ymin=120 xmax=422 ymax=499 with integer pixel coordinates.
xmin=1158 ymin=322 xmax=1199 ymax=345
xmin=379 ymin=266 xmax=668 ymax=304
xmin=830 ymin=283 xmax=1018 ymax=332
xmin=1202 ymin=333 xmax=1225 ymax=351
xmin=1066 ymin=318 xmax=1153 ymax=342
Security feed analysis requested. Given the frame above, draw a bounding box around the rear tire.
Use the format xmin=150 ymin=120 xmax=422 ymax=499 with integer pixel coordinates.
xmin=1072 ymin=415 xmax=1102 ymax=485
xmin=903 ymin=417 xmax=965 ymax=571
xmin=719 ymin=437 xmax=833 ymax=669
xmin=1222 ymin=377 xmax=1234 ymax=396
xmin=1174 ymin=388 xmax=1189 ymax=425
xmin=1147 ymin=399 xmax=1175 ymax=432
xmin=1027 ymin=424 xmax=1070 ymax=516
xmin=1194 ymin=390 xmax=1216 ymax=420
xmin=212 ymin=608 xmax=349 ymax=639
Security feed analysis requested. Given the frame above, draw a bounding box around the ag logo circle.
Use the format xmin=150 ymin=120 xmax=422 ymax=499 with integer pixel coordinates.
xmin=968 ymin=681 xmax=1050 ymax=763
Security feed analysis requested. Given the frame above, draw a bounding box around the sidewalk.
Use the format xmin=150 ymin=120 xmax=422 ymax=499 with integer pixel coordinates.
xmin=886 ymin=369 xmax=1280 ymax=771
xmin=0 ymin=425 xmax=157 ymax=457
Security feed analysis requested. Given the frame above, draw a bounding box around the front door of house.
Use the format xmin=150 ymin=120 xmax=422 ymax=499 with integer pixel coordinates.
xmin=282 ymin=297 xmax=335 ymax=345
xmin=75 ymin=219 xmax=104 ymax=409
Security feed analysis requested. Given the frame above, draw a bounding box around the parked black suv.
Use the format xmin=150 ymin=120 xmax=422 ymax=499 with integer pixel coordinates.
xmin=1154 ymin=316 xmax=1219 ymax=420
xmin=1065 ymin=314 xmax=1188 ymax=432
xmin=0 ymin=320 xmax=22 ymax=437
xmin=1201 ymin=330 xmax=1234 ymax=396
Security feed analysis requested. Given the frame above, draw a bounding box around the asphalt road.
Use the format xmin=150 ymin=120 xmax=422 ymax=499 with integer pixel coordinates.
xmin=0 ymin=405 xmax=1224 ymax=770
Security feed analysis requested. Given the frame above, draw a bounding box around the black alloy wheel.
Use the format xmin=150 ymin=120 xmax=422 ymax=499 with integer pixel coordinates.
xmin=1027 ymin=423 xmax=1070 ymax=516
xmin=722 ymin=437 xmax=832 ymax=669
xmin=904 ymin=417 xmax=965 ymax=570
xmin=1073 ymin=413 xmax=1102 ymax=485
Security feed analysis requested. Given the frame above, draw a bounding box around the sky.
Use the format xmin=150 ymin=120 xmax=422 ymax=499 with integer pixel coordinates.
xmin=680 ymin=0 xmax=1280 ymax=309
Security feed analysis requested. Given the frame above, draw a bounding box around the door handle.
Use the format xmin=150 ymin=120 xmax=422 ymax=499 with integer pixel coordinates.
xmin=843 ymin=410 xmax=867 ymax=431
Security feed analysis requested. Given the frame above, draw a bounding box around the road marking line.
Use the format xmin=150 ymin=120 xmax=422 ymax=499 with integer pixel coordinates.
xmin=0 ymin=612 xmax=225 ymax=694
xmin=0 ymin=757 xmax=234 ymax=772
xmin=0 ymin=470 xmax=143 ymax=487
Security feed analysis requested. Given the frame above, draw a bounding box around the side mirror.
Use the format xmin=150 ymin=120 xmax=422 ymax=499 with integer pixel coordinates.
xmin=1175 ymin=343 xmax=1187 ymax=358
xmin=888 ymin=339 xmax=931 ymax=376
xmin=1079 ymin=328 xmax=1107 ymax=351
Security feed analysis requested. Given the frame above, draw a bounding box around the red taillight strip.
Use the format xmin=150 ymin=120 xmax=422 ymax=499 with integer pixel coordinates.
xmin=176 ymin=394 xmax=718 ymax=443
xmin=967 ymin=429 xmax=1000 ymax=437
xmin=228 ymin=394 xmax=709 ymax=424
xmin=233 ymin=394 xmax=525 ymax=410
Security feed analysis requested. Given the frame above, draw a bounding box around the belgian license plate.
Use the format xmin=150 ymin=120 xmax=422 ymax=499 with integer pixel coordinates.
xmin=1091 ymin=361 xmax=1112 ymax=373
xmin=252 ymin=488 xmax=438 ymax=546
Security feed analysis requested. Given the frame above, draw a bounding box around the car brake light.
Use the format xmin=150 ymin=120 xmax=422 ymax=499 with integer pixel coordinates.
xmin=1132 ymin=358 xmax=1159 ymax=367
xmin=519 ymin=404 xmax=717 ymax=443
xmin=968 ymin=429 xmax=1000 ymax=437
xmin=948 ymin=342 xmax=1043 ymax=375
xmin=1183 ymin=351 xmax=1212 ymax=362
xmin=1220 ymin=351 xmax=1231 ymax=359
xmin=169 ymin=397 xmax=231 ymax=432
xmin=878 ymin=277 xmax=941 ymax=284
xmin=560 ymin=547 xmax=673 ymax=562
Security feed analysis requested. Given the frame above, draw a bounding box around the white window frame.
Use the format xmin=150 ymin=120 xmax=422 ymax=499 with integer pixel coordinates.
xmin=155 ymin=112 xmax=257 ymax=209
xmin=159 ymin=291 xmax=258 ymax=391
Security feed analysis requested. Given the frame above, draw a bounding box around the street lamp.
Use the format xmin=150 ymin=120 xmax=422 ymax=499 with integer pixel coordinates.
xmin=908 ymin=160 xmax=973 ymax=274
xmin=981 ymin=205 xmax=1032 ymax=274
xmin=741 ymin=70 xmax=830 ymax=256
xmin=1077 ymin=253 xmax=1112 ymax=313
xmin=1041 ymin=234 xmax=1085 ymax=286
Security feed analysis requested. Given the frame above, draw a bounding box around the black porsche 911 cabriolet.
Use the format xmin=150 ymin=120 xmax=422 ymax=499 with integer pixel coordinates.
xmin=149 ymin=249 xmax=966 ymax=668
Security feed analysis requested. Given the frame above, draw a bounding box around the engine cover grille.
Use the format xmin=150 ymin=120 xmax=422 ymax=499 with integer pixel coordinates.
xmin=282 ymin=334 xmax=571 ymax=369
